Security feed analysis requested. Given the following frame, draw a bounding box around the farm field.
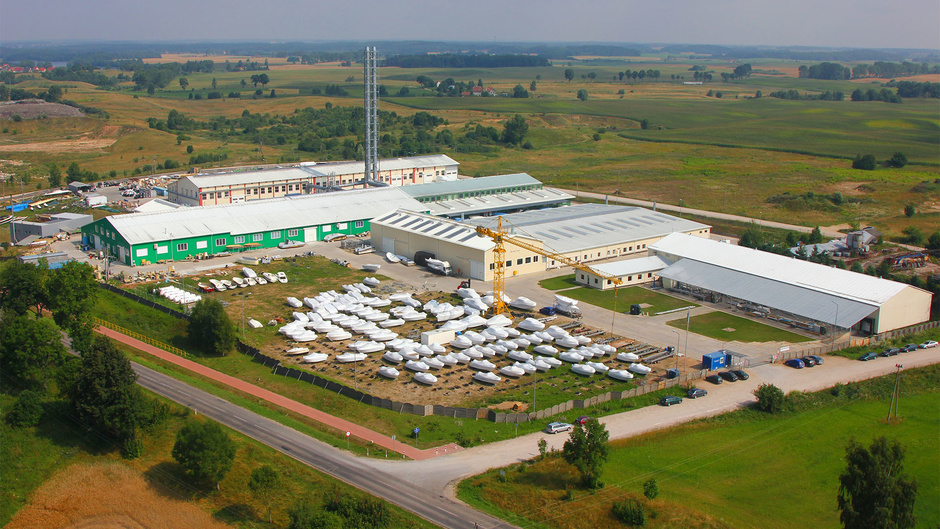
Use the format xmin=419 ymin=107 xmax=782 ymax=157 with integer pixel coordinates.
xmin=667 ymin=311 xmax=813 ymax=343
xmin=458 ymin=364 xmax=940 ymax=529
xmin=1 ymin=57 xmax=937 ymax=240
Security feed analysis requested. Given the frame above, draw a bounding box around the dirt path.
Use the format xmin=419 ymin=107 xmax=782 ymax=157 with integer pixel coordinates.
xmin=96 ymin=326 xmax=461 ymax=460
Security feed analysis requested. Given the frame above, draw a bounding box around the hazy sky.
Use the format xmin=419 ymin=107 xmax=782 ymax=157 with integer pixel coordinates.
xmin=1 ymin=0 xmax=938 ymax=49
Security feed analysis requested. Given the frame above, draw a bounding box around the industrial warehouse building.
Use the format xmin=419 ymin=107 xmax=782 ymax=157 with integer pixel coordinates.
xmin=370 ymin=210 xmax=545 ymax=281
xmin=82 ymin=187 xmax=424 ymax=266
xmin=372 ymin=204 xmax=710 ymax=282
xmin=402 ymin=173 xmax=573 ymax=219
xmin=465 ymin=205 xmax=711 ymax=268
xmin=10 ymin=213 xmax=93 ymax=244
xmin=650 ymin=233 xmax=932 ymax=334
xmin=167 ymin=154 xmax=459 ymax=206
xmin=575 ymin=256 xmax=671 ymax=289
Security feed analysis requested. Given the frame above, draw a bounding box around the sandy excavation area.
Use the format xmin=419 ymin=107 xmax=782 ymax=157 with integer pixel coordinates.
xmin=6 ymin=463 xmax=229 ymax=529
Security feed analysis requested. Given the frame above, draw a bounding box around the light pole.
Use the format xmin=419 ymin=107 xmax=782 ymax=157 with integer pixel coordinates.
xmin=829 ymin=300 xmax=840 ymax=346
xmin=672 ymin=329 xmax=681 ymax=370
xmin=684 ymin=308 xmax=691 ymax=386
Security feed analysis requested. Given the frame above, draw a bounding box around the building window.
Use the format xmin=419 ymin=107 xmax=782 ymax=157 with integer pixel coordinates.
xmin=288 ymin=229 xmax=299 ymax=238
xmin=135 ymin=248 xmax=148 ymax=258
xmin=209 ymin=192 xmax=214 ymax=199
xmin=627 ymin=276 xmax=632 ymax=281
xmin=224 ymin=191 xmax=229 ymax=197
xmin=648 ymin=273 xmax=653 ymax=278
xmin=269 ymin=231 xmax=281 ymax=239
xmin=201 ymin=194 xmax=207 ymax=200
xmin=156 ymin=245 xmax=168 ymax=255
xmin=525 ymin=257 xmax=531 ymax=264
xmin=196 ymin=240 xmax=208 ymax=249
xmin=593 ymin=278 xmax=598 ymax=284
xmin=322 ymin=225 xmax=331 ymax=233
xmin=489 ymin=263 xmax=495 ymax=270
xmin=516 ymin=258 xmax=523 ymax=265
xmin=580 ymin=274 xmax=585 ymax=280
xmin=234 ymin=236 xmax=245 ymax=244
xmin=177 ymin=243 xmax=188 ymax=252
xmin=607 ymin=280 xmax=612 ymax=285
xmin=216 ymin=238 xmax=226 ymax=246
xmin=338 ymin=223 xmax=348 ymax=230
xmin=355 ymin=221 xmax=364 ymax=228
xmin=253 ymin=188 xmax=258 ymax=195
xmin=252 ymin=233 xmax=263 ymax=242
xmin=506 ymin=261 xmax=512 ymax=267
xmin=267 ymin=187 xmax=272 ymax=193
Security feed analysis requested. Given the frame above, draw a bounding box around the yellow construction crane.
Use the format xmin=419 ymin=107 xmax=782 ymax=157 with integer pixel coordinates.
xmin=475 ymin=217 xmax=624 ymax=317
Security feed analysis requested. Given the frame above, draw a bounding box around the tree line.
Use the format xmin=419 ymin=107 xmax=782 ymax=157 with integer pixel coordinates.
xmin=383 ymin=53 xmax=549 ymax=68
xmin=851 ymin=61 xmax=939 ymax=79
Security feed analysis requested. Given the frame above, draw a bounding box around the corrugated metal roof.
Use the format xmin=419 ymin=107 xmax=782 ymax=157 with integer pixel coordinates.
xmin=650 ymin=232 xmax=907 ymax=306
xmin=465 ymin=204 xmax=710 ymax=255
xmin=372 ymin=210 xmax=495 ymax=251
xmin=178 ymin=167 xmax=314 ymax=189
xmin=425 ymin=187 xmax=573 ymax=217
xmin=589 ymin=256 xmax=671 ymax=277
xmin=304 ymin=154 xmax=458 ymax=178
xmin=659 ymin=258 xmax=877 ymax=327
xmin=401 ymin=173 xmax=540 ymax=198
xmin=104 ymin=187 xmax=424 ymax=245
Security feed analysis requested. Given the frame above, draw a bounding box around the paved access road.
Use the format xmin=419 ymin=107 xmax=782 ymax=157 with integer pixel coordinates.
xmin=132 ymin=361 xmax=515 ymax=529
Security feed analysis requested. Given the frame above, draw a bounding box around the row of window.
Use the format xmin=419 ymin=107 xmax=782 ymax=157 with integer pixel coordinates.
xmin=578 ymin=272 xmax=656 ymax=285
xmin=418 ymin=185 xmax=540 ymax=203
xmin=489 ymin=255 xmax=540 ymax=270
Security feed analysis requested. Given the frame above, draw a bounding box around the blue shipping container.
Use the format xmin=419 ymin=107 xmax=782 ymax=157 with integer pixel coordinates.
xmin=702 ymin=351 xmax=728 ymax=371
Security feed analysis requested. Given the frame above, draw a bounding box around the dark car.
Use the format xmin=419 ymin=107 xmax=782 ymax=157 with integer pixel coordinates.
xmin=660 ymin=395 xmax=683 ymax=406
xmin=539 ymin=306 xmax=556 ymax=316
xmin=687 ymin=388 xmax=708 ymax=399
xmin=802 ymin=356 xmax=817 ymax=367
xmin=858 ymin=351 xmax=878 ymax=361
xmin=705 ymin=374 xmax=723 ymax=385
xmin=880 ymin=347 xmax=900 ymax=357
xmin=731 ymin=369 xmax=749 ymax=380
xmin=900 ymin=343 xmax=918 ymax=353
xmin=574 ymin=415 xmax=591 ymax=425
xmin=718 ymin=371 xmax=739 ymax=382
xmin=785 ymin=358 xmax=805 ymax=369
xmin=807 ymin=355 xmax=824 ymax=365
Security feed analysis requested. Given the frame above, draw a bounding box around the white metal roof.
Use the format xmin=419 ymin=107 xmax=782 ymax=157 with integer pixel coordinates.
xmin=371 ymin=209 xmax=495 ymax=252
xmin=650 ymin=232 xmax=908 ymax=307
xmin=178 ymin=167 xmax=313 ymax=189
xmin=401 ymin=173 xmax=540 ymax=198
xmin=105 ymin=187 xmax=424 ymax=245
xmin=303 ymin=154 xmax=459 ymax=178
xmin=465 ymin=204 xmax=710 ymax=255
xmin=425 ymin=188 xmax=573 ymax=217
xmin=659 ymin=258 xmax=877 ymax=328
xmin=588 ymin=256 xmax=671 ymax=277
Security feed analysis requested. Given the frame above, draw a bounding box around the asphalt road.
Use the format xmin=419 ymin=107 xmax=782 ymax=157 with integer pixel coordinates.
xmin=132 ymin=361 xmax=515 ymax=529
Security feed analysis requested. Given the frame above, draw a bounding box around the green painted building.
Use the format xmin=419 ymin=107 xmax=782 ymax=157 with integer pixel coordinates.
xmin=82 ymin=187 xmax=425 ymax=266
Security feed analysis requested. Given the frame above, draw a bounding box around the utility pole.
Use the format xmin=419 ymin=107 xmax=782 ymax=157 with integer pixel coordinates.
xmin=887 ymin=364 xmax=902 ymax=422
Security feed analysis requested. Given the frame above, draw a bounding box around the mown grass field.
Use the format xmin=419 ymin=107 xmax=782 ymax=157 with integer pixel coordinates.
xmin=458 ymin=364 xmax=940 ymax=529
xmin=538 ymin=274 xmax=581 ymax=291
xmin=559 ymin=286 xmax=698 ymax=314
xmin=667 ymin=311 xmax=813 ymax=343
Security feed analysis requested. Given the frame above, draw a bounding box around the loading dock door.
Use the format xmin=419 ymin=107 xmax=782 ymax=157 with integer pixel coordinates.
xmin=382 ymin=237 xmax=395 ymax=254
xmin=303 ymin=227 xmax=318 ymax=243
xmin=470 ymin=259 xmax=484 ymax=280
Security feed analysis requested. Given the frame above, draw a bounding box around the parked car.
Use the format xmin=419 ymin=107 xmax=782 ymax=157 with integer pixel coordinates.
xmin=919 ymin=340 xmax=938 ymax=349
xmin=858 ymin=352 xmax=879 ymax=361
xmin=545 ymin=422 xmax=573 ymax=434
xmin=802 ymin=356 xmax=817 ymax=367
xmin=900 ymin=343 xmax=918 ymax=353
xmin=806 ymin=355 xmax=824 ymax=365
xmin=718 ymin=371 xmax=739 ymax=382
xmin=785 ymin=358 xmax=806 ymax=368
xmin=705 ymin=374 xmax=723 ymax=385
xmin=730 ymin=369 xmax=749 ymax=380
xmin=687 ymin=388 xmax=708 ymax=399
xmin=880 ymin=347 xmax=900 ymax=357
xmin=660 ymin=395 xmax=683 ymax=406
xmin=574 ymin=415 xmax=591 ymax=426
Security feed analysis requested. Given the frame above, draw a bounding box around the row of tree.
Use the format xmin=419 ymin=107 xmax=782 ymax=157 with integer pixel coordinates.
xmin=851 ymin=61 xmax=940 ymax=79
xmin=383 ymin=53 xmax=549 ymax=68
xmin=769 ymin=89 xmax=845 ymax=101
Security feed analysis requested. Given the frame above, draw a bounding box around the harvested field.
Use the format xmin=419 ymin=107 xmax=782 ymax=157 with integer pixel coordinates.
xmin=0 ymin=100 xmax=83 ymax=120
xmin=5 ymin=463 xmax=229 ymax=529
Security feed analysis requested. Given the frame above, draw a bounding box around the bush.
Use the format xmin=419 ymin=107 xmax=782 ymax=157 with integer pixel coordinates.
xmin=612 ymin=499 xmax=645 ymax=525
xmin=904 ymin=204 xmax=915 ymax=217
xmin=187 ymin=298 xmax=236 ymax=355
xmin=643 ymin=478 xmax=659 ymax=500
xmin=754 ymin=383 xmax=786 ymax=413
xmin=7 ymin=390 xmax=43 ymax=427
xmin=288 ymin=501 xmax=342 ymax=529
xmin=852 ymin=154 xmax=877 ymax=170
xmin=889 ymin=151 xmax=908 ymax=168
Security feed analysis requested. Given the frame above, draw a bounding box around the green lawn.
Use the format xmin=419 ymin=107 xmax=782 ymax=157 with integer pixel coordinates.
xmin=458 ymin=365 xmax=940 ymax=529
xmin=560 ymin=286 xmax=698 ymax=314
xmin=537 ymin=274 xmax=580 ymax=291
xmin=668 ymin=311 xmax=812 ymax=343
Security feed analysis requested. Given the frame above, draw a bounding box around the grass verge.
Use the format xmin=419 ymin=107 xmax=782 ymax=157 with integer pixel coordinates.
xmin=667 ymin=311 xmax=812 ymax=343
xmin=538 ymin=274 xmax=580 ymax=291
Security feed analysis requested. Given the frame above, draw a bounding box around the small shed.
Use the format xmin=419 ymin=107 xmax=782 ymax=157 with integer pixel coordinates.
xmin=84 ymin=193 xmax=107 ymax=207
xmin=68 ymin=181 xmax=92 ymax=194
xmin=702 ymin=350 xmax=729 ymax=371
xmin=19 ymin=252 xmax=73 ymax=269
